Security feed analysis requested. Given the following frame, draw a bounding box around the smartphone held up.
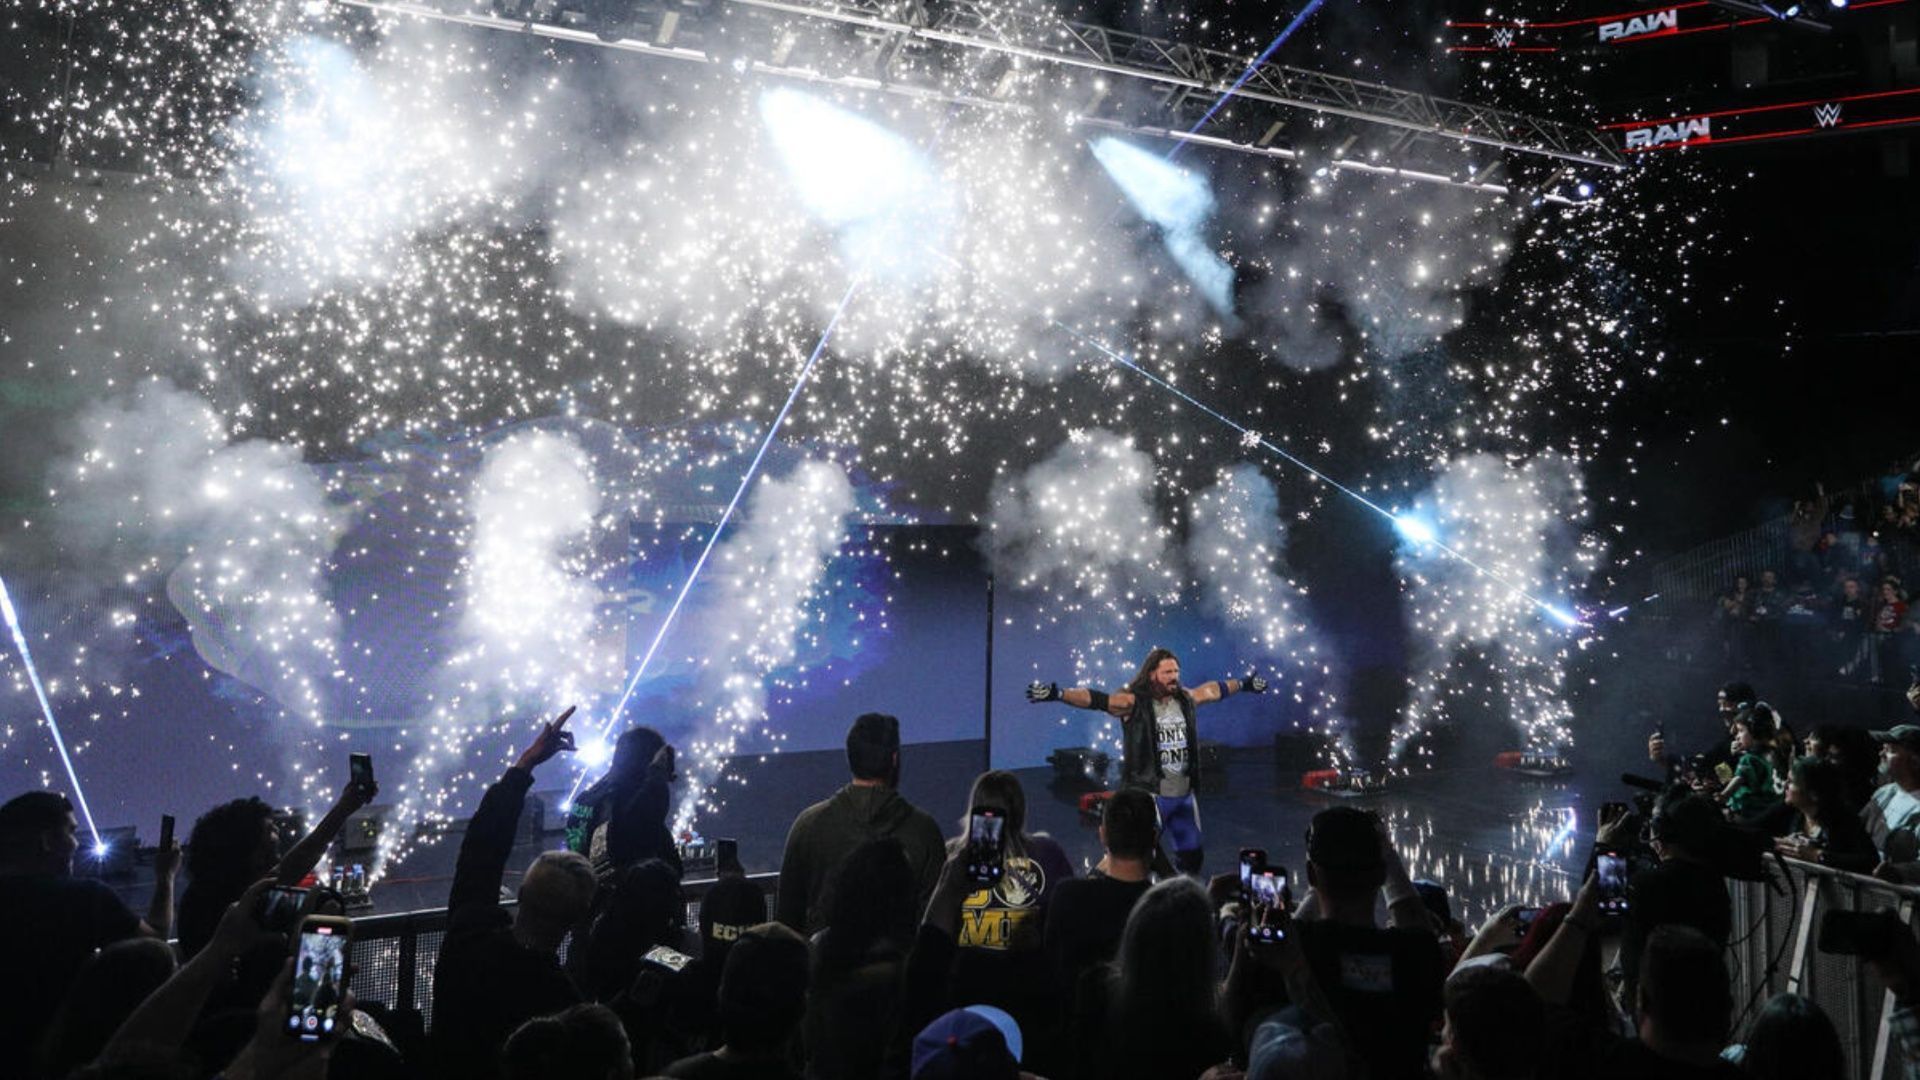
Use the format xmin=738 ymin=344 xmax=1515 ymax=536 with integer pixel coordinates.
xmin=286 ymin=915 xmax=352 ymax=1042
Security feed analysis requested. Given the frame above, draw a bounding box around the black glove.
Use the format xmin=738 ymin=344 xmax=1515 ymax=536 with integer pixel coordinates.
xmin=1241 ymin=674 xmax=1268 ymax=694
xmin=1027 ymin=680 xmax=1061 ymax=704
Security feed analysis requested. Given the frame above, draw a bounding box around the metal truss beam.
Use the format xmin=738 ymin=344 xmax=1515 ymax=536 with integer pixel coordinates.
xmin=331 ymin=0 xmax=1624 ymax=178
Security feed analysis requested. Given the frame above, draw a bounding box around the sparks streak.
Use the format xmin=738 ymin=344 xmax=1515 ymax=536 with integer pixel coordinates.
xmin=0 ymin=575 xmax=104 ymax=850
xmin=566 ymin=277 xmax=864 ymax=806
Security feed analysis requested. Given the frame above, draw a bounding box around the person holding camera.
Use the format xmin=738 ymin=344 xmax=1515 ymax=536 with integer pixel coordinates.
xmin=1866 ymin=721 xmax=1920 ymax=884
xmin=1648 ymin=681 xmax=1756 ymax=788
xmin=1027 ymin=646 xmax=1267 ymax=875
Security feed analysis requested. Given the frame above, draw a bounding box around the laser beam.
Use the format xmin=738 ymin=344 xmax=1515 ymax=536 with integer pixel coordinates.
xmin=1040 ymin=316 xmax=1575 ymax=625
xmin=0 ymin=575 xmax=104 ymax=850
xmin=1167 ymin=0 xmax=1330 ymax=162
xmin=565 ymin=277 xmax=863 ymax=806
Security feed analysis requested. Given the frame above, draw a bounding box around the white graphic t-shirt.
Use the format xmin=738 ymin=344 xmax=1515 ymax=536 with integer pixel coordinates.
xmin=1154 ymin=696 xmax=1191 ymax=797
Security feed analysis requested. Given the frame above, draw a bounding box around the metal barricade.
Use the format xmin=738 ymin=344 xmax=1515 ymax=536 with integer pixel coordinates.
xmin=1729 ymin=857 xmax=1919 ymax=1080
xmin=344 ymin=872 xmax=779 ymax=1030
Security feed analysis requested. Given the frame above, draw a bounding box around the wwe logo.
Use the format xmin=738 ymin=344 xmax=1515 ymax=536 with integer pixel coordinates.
xmin=1491 ymin=27 xmax=1516 ymax=47
xmin=1814 ymin=103 xmax=1842 ymax=128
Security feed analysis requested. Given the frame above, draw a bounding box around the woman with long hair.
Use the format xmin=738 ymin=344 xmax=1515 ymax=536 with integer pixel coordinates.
xmin=1775 ymin=756 xmax=1879 ymax=873
xmin=1070 ymin=876 xmax=1231 ymax=1080
xmin=568 ymin=725 xmax=680 ymax=885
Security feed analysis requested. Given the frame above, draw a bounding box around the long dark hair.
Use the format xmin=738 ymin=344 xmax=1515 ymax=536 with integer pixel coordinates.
xmin=576 ymin=726 xmax=666 ymax=808
xmin=952 ymin=770 xmax=1035 ymax=862
xmin=1790 ymin=756 xmax=1849 ymax=828
xmin=1740 ymin=993 xmax=1845 ymax=1080
xmin=1107 ymin=877 xmax=1220 ymax=1060
xmin=1126 ymin=647 xmax=1184 ymax=699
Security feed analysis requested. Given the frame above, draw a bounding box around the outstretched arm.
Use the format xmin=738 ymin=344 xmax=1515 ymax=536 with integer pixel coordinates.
xmin=273 ymin=774 xmax=380 ymax=887
xmin=1028 ymin=681 xmax=1131 ymax=717
xmin=1190 ymin=674 xmax=1268 ymax=707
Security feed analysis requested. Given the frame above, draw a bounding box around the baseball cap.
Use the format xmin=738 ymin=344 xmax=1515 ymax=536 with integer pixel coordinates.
xmin=911 ymin=1006 xmax=1022 ymax=1080
xmin=1873 ymin=725 xmax=1920 ymax=753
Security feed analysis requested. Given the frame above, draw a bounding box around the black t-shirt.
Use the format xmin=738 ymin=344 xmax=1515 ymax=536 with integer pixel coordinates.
xmin=1291 ymin=920 xmax=1446 ymax=1080
xmin=1540 ymin=1004 xmax=1743 ymax=1080
xmin=1622 ymin=857 xmax=1730 ymax=998
xmin=1043 ymin=872 xmax=1149 ymax=996
xmin=0 ymin=873 xmax=143 ymax=1062
xmin=430 ymin=917 xmax=581 ymax=1080
xmin=663 ymin=1050 xmax=803 ymax=1080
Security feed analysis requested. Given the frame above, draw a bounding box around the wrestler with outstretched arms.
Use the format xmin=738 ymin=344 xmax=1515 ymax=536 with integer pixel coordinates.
xmin=1028 ymin=646 xmax=1265 ymax=874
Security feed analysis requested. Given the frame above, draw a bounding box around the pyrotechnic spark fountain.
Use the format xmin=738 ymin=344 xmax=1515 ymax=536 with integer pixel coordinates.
xmin=565 ymin=277 xmax=864 ymax=809
xmin=1037 ymin=313 xmax=1581 ymax=630
xmin=0 ymin=575 xmax=104 ymax=852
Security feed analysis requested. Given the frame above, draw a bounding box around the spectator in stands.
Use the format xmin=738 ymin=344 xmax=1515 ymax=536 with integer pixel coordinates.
xmin=1788 ymin=487 xmax=1830 ymax=585
xmin=37 ymin=936 xmax=178 ymax=1079
xmin=1531 ymin=890 xmax=1740 ymax=1079
xmin=1623 ymin=793 xmax=1731 ymax=1004
xmin=0 ymin=790 xmax=169 ymax=1074
xmin=1726 ymin=992 xmax=1845 ymax=1079
xmin=662 ymin=922 xmax=811 ymax=1080
xmin=1807 ymin=722 xmax=1879 ymax=816
xmin=575 ymin=857 xmax=692 ymax=1002
xmin=1718 ymin=575 xmax=1753 ymax=666
xmin=568 ymin=725 xmax=681 ymax=887
xmin=1831 ymin=576 xmax=1870 ymax=671
xmin=935 ymin=771 xmax=1074 ymax=1070
xmin=1775 ymin=756 xmax=1879 ymax=872
xmin=432 ymin=707 xmax=598 ymax=1080
xmin=1069 ymin=875 xmax=1230 ymax=1080
xmin=1750 ymin=569 xmax=1786 ymax=667
xmin=1719 ymin=707 xmax=1783 ymax=820
xmin=776 ymin=712 xmax=944 ymax=934
xmin=1431 ymin=964 xmax=1548 ymax=1080
xmin=1044 ymin=787 xmax=1157 ymax=1003
xmin=613 ymin=873 xmax=766 ymax=1073
xmin=177 ymin=767 xmax=376 ymax=958
xmin=804 ymin=837 xmax=918 ymax=1080
xmin=1285 ymin=806 xmax=1445 ymax=1079
xmin=502 ymin=1003 xmax=633 ymax=1080
xmin=1649 ymin=681 xmax=1756 ymax=784
xmin=1867 ymin=724 xmax=1920 ymax=884
xmin=1858 ymin=577 xmax=1912 ymax=682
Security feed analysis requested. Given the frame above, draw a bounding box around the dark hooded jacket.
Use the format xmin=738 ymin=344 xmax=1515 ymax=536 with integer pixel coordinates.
xmin=775 ymin=784 xmax=943 ymax=934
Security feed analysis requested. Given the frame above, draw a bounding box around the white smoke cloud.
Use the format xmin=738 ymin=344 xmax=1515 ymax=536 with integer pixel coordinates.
xmin=449 ymin=429 xmax=616 ymax=708
xmin=1187 ymin=464 xmax=1348 ymax=763
xmin=1391 ymin=452 xmax=1598 ymax=759
xmin=672 ymin=459 xmax=857 ymax=829
xmin=51 ymin=378 xmax=348 ymax=720
xmin=983 ymin=429 xmax=1179 ymax=727
xmin=225 ymin=28 xmax=571 ymax=305
xmin=1241 ymin=176 xmax=1515 ymax=370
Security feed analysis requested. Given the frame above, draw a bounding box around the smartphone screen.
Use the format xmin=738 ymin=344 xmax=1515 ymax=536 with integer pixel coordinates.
xmin=1249 ymin=870 xmax=1286 ymax=942
xmin=349 ymin=752 xmax=374 ymax=788
xmin=1238 ymin=848 xmax=1267 ymax=904
xmin=285 ymin=918 xmax=351 ymax=1041
xmin=159 ymin=814 xmax=175 ymax=850
xmin=1594 ymin=848 xmax=1631 ymax=916
xmin=1511 ymin=906 xmax=1542 ymax=929
xmin=257 ymin=886 xmax=309 ymax=934
xmin=966 ymin=808 xmax=1005 ymax=885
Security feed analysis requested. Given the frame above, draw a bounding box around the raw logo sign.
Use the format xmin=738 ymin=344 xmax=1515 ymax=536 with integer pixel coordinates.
xmin=1598 ymin=8 xmax=1678 ymax=43
xmin=1623 ymin=116 xmax=1711 ymax=150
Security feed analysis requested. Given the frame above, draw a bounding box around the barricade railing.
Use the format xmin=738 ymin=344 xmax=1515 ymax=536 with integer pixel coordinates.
xmin=344 ymin=872 xmax=779 ymax=1030
xmin=1730 ymin=857 xmax=1920 ymax=1080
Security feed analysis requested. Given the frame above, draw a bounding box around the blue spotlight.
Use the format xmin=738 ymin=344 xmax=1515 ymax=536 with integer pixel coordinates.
xmin=1393 ymin=515 xmax=1439 ymax=546
xmin=1091 ymin=137 xmax=1238 ymax=320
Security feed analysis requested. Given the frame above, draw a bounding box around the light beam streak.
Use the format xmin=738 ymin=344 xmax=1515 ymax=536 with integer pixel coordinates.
xmin=0 ymin=575 xmax=104 ymax=850
xmin=1166 ymin=0 xmax=1331 ymax=162
xmin=1041 ymin=316 xmax=1575 ymax=625
xmin=565 ymin=277 xmax=863 ymax=807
